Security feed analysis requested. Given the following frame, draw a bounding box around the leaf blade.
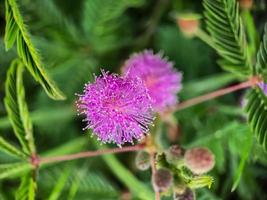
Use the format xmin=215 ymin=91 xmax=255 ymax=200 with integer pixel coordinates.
xmin=4 ymin=60 xmax=31 ymax=154
xmin=203 ymin=0 xmax=251 ymax=75
xmin=4 ymin=0 xmax=65 ymax=100
xmin=0 ymin=162 xmax=32 ymax=180
xmin=15 ymin=172 xmax=37 ymax=200
xmin=0 ymin=136 xmax=26 ymax=159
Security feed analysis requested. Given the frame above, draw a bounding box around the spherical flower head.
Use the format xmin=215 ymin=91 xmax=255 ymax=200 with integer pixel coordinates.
xmin=165 ymin=145 xmax=185 ymax=165
xmin=77 ymin=70 xmax=154 ymax=146
xmin=135 ymin=150 xmax=151 ymax=171
xmin=258 ymin=82 xmax=267 ymax=96
xmin=122 ymin=50 xmax=182 ymax=112
xmin=153 ymin=168 xmax=173 ymax=192
xmin=173 ymin=188 xmax=195 ymax=200
xmin=184 ymin=147 xmax=215 ymax=175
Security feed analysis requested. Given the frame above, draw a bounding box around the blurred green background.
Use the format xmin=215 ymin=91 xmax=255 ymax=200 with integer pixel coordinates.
xmin=1 ymin=0 xmax=267 ymax=199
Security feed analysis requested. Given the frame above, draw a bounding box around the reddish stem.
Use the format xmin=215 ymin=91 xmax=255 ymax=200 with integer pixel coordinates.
xmin=166 ymin=76 xmax=260 ymax=113
xmin=39 ymin=144 xmax=145 ymax=165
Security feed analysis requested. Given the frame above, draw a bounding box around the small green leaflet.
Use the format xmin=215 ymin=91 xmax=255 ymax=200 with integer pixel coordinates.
xmin=16 ymin=172 xmax=37 ymax=200
xmin=0 ymin=136 xmax=26 ymax=159
xmin=0 ymin=162 xmax=32 ymax=180
xmin=4 ymin=0 xmax=65 ymax=100
xmin=4 ymin=60 xmax=35 ymax=155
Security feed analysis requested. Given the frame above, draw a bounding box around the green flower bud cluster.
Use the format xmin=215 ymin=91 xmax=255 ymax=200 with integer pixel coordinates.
xmin=149 ymin=145 xmax=215 ymax=199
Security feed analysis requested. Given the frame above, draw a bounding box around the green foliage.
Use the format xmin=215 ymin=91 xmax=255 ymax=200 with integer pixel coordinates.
xmin=95 ymin=142 xmax=154 ymax=200
xmin=231 ymin=128 xmax=253 ymax=191
xmin=4 ymin=60 xmax=35 ymax=155
xmin=4 ymin=0 xmax=65 ymax=100
xmin=40 ymin=167 xmax=119 ymax=199
xmin=83 ymin=0 xmax=144 ymax=53
xmin=47 ymin=169 xmax=70 ymax=200
xmin=0 ymin=136 xmax=26 ymax=159
xmin=203 ymin=0 xmax=251 ymax=75
xmin=0 ymin=162 xmax=32 ymax=180
xmin=4 ymin=0 xmax=18 ymax=50
xmin=182 ymin=72 xmax=238 ymax=98
xmin=255 ymin=24 xmax=267 ymax=78
xmin=245 ymin=88 xmax=267 ymax=151
xmin=15 ymin=173 xmax=37 ymax=200
xmin=244 ymin=23 xmax=267 ymax=153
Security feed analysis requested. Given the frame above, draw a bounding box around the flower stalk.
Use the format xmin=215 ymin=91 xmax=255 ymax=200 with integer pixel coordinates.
xmin=166 ymin=76 xmax=260 ymax=114
xmin=37 ymin=144 xmax=145 ymax=165
xmin=150 ymin=152 xmax=161 ymax=200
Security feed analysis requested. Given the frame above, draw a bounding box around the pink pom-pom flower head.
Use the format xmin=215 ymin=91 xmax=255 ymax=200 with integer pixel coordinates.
xmin=76 ymin=70 xmax=154 ymax=146
xmin=122 ymin=50 xmax=182 ymax=112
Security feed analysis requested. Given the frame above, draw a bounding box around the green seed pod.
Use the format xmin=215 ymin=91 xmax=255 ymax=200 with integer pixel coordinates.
xmin=165 ymin=145 xmax=184 ymax=165
xmin=135 ymin=151 xmax=151 ymax=171
xmin=153 ymin=168 xmax=173 ymax=192
xmin=184 ymin=147 xmax=215 ymax=175
xmin=173 ymin=188 xmax=195 ymax=200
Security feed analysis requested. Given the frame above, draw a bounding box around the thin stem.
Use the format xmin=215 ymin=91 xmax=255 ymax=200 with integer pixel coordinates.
xmin=150 ymin=152 xmax=160 ymax=200
xmin=166 ymin=76 xmax=260 ymax=114
xmin=39 ymin=144 xmax=145 ymax=165
xmin=195 ymin=29 xmax=216 ymax=49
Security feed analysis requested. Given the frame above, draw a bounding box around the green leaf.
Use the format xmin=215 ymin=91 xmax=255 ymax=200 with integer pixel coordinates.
xmin=40 ymin=167 xmax=119 ymax=199
xmin=40 ymin=136 xmax=87 ymax=158
xmin=255 ymin=24 xmax=267 ymax=78
xmin=4 ymin=0 xmax=18 ymax=50
xmin=245 ymin=87 xmax=267 ymax=151
xmin=83 ymin=0 xmax=144 ymax=53
xmin=4 ymin=0 xmax=65 ymax=100
xmin=4 ymin=59 xmax=35 ymax=155
xmin=15 ymin=172 xmax=37 ymax=200
xmin=0 ymin=106 xmax=74 ymax=130
xmin=47 ymin=169 xmax=70 ymax=200
xmin=245 ymin=23 xmax=267 ymax=149
xmin=0 ymin=136 xmax=26 ymax=158
xmin=94 ymin=143 xmax=153 ymax=200
xmin=231 ymin=130 xmax=253 ymax=191
xmin=67 ymin=176 xmax=79 ymax=200
xmin=203 ymin=0 xmax=251 ymax=75
xmin=0 ymin=162 xmax=32 ymax=180
xmin=182 ymin=72 xmax=238 ymax=98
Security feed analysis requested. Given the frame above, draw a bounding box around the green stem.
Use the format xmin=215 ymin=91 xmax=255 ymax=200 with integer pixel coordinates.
xmin=195 ymin=29 xmax=216 ymax=49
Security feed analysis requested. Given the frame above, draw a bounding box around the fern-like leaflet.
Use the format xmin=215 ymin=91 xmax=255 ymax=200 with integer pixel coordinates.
xmin=4 ymin=59 xmax=36 ymax=155
xmin=245 ymin=25 xmax=267 ymax=151
xmin=0 ymin=162 xmax=32 ymax=180
xmin=4 ymin=0 xmax=65 ymax=100
xmin=16 ymin=173 xmax=37 ymax=200
xmin=203 ymin=0 xmax=251 ymax=75
xmin=0 ymin=136 xmax=26 ymax=159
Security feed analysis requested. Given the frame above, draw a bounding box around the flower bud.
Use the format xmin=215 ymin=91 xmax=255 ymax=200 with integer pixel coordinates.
xmin=173 ymin=188 xmax=195 ymax=200
xmin=165 ymin=145 xmax=184 ymax=165
xmin=184 ymin=147 xmax=215 ymax=175
xmin=135 ymin=151 xmax=151 ymax=171
xmin=239 ymin=0 xmax=253 ymax=10
xmin=176 ymin=13 xmax=201 ymax=37
xmin=153 ymin=168 xmax=173 ymax=192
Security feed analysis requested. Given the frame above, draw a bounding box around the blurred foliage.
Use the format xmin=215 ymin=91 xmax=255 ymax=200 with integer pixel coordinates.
xmin=0 ymin=0 xmax=267 ymax=199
